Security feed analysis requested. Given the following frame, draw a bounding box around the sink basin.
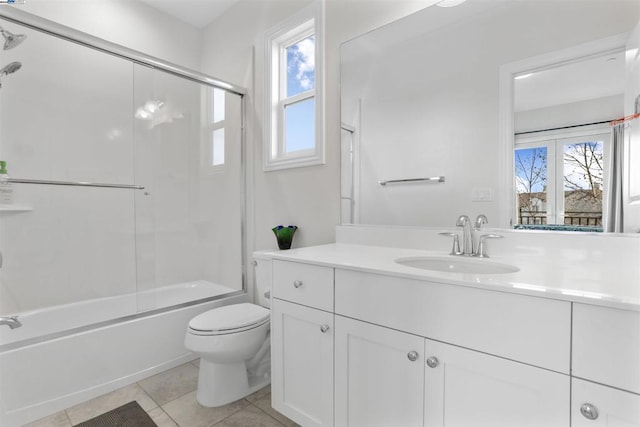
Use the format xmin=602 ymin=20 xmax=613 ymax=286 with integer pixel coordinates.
xmin=395 ymin=256 xmax=519 ymax=275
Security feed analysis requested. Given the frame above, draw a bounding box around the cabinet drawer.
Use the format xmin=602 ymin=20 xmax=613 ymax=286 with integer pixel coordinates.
xmin=573 ymin=304 xmax=640 ymax=394
xmin=335 ymin=269 xmax=571 ymax=373
xmin=572 ymin=378 xmax=640 ymax=426
xmin=273 ymin=260 xmax=333 ymax=312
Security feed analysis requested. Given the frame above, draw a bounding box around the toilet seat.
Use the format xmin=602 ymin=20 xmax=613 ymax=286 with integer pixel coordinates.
xmin=188 ymin=303 xmax=270 ymax=336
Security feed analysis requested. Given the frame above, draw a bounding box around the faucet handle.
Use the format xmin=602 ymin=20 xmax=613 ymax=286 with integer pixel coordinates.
xmin=474 ymin=233 xmax=503 ymax=258
xmin=438 ymin=232 xmax=462 ymax=255
xmin=455 ymin=215 xmax=470 ymax=226
xmin=474 ymin=214 xmax=488 ymax=230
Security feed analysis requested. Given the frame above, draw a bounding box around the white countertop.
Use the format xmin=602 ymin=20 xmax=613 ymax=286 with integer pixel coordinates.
xmin=263 ymin=243 xmax=640 ymax=311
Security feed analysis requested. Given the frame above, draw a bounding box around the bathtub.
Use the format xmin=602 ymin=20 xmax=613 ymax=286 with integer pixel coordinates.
xmin=0 ymin=280 xmax=246 ymax=427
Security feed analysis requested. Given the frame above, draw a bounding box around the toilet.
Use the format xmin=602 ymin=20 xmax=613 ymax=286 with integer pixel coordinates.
xmin=184 ymin=253 xmax=272 ymax=407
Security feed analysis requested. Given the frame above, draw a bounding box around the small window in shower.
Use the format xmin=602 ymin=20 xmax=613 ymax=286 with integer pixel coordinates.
xmin=212 ymin=128 xmax=225 ymax=166
xmin=264 ymin=1 xmax=324 ymax=171
xmin=206 ymin=88 xmax=226 ymax=169
xmin=212 ymin=87 xmax=225 ymax=123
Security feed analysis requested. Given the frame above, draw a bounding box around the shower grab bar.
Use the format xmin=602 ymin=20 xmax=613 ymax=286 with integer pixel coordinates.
xmin=6 ymin=178 xmax=144 ymax=190
xmin=378 ymin=176 xmax=445 ymax=186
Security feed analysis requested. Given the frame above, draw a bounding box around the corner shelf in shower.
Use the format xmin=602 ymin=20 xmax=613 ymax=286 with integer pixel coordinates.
xmin=0 ymin=204 xmax=33 ymax=212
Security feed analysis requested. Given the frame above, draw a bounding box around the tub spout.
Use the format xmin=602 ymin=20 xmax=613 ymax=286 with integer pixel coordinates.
xmin=0 ymin=316 xmax=22 ymax=329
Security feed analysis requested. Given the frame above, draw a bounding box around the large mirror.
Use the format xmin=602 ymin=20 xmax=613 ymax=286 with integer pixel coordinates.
xmin=341 ymin=0 xmax=640 ymax=232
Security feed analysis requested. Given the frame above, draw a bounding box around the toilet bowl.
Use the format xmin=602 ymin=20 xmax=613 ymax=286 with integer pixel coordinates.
xmin=184 ymin=253 xmax=272 ymax=407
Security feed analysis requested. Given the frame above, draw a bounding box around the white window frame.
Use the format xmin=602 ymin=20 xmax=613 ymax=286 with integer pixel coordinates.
xmin=264 ymin=1 xmax=324 ymax=171
xmin=498 ymin=33 xmax=627 ymax=227
xmin=202 ymin=86 xmax=227 ymax=173
xmin=514 ymin=127 xmax=610 ymax=226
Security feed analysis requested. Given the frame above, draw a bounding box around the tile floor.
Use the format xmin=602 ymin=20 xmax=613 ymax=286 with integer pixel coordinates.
xmin=25 ymin=359 xmax=299 ymax=427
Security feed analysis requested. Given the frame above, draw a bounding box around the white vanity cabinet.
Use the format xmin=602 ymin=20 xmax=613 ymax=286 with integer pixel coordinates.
xmin=270 ymin=260 xmax=335 ymax=427
xmin=332 ymin=267 xmax=571 ymax=427
xmin=571 ymin=304 xmax=640 ymax=426
xmin=269 ymin=253 xmax=638 ymax=427
xmin=334 ymin=314 xmax=569 ymax=427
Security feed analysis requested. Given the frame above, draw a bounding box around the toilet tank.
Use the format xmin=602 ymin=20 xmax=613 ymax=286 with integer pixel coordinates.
xmin=253 ymin=252 xmax=273 ymax=308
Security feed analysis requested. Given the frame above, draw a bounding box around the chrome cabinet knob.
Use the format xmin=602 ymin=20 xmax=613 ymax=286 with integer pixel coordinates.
xmin=293 ymin=280 xmax=303 ymax=288
xmin=251 ymin=260 xmax=258 ymax=266
xmin=426 ymin=356 xmax=439 ymax=368
xmin=320 ymin=324 xmax=330 ymax=333
xmin=264 ymin=290 xmax=271 ymax=299
xmin=580 ymin=403 xmax=599 ymax=420
xmin=407 ymin=351 xmax=419 ymax=362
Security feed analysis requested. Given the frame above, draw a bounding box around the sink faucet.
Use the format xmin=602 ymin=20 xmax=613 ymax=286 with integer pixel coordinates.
xmin=455 ymin=215 xmax=473 ymax=255
xmin=0 ymin=316 xmax=22 ymax=329
xmin=445 ymin=214 xmax=501 ymax=257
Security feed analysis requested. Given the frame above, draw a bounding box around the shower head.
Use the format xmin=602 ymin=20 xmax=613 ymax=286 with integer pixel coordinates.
xmin=0 ymin=61 xmax=21 ymax=88
xmin=0 ymin=61 xmax=21 ymax=76
xmin=0 ymin=26 xmax=26 ymax=50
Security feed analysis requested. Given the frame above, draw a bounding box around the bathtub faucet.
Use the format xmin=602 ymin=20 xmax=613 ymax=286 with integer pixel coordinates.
xmin=0 ymin=316 xmax=22 ymax=329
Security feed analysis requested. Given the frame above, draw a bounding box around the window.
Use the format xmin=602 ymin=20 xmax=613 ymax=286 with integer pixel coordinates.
xmin=204 ymin=87 xmax=226 ymax=169
xmin=264 ymin=2 xmax=324 ymax=170
xmin=514 ymin=131 xmax=609 ymax=230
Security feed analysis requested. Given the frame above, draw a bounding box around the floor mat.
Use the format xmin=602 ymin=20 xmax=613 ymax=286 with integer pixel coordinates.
xmin=74 ymin=401 xmax=157 ymax=427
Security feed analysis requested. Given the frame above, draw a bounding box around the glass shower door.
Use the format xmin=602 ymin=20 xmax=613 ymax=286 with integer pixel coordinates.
xmin=133 ymin=64 xmax=244 ymax=312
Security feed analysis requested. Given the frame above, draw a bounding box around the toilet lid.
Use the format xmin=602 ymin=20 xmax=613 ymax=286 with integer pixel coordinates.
xmin=188 ymin=303 xmax=270 ymax=333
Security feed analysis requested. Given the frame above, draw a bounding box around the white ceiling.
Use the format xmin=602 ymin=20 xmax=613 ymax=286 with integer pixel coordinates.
xmin=138 ymin=0 xmax=240 ymax=29
xmin=514 ymin=51 xmax=626 ymax=112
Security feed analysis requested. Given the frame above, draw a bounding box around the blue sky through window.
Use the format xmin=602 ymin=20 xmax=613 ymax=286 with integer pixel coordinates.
xmin=284 ymin=34 xmax=315 ymax=153
xmin=286 ymin=35 xmax=315 ymax=97
xmin=285 ymin=98 xmax=315 ymax=152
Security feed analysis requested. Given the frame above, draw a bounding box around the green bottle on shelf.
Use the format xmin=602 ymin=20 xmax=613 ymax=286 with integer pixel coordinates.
xmin=0 ymin=160 xmax=13 ymax=204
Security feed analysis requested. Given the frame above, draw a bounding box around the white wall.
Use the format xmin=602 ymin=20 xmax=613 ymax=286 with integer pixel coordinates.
xmin=515 ymin=96 xmax=623 ymax=134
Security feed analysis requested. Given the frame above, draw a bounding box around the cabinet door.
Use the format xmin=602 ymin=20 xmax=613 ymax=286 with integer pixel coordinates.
xmin=271 ymin=299 xmax=334 ymax=427
xmin=572 ymin=378 xmax=640 ymax=426
xmin=573 ymin=304 xmax=640 ymax=394
xmin=335 ymin=315 xmax=424 ymax=427
xmin=424 ymin=339 xmax=569 ymax=427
